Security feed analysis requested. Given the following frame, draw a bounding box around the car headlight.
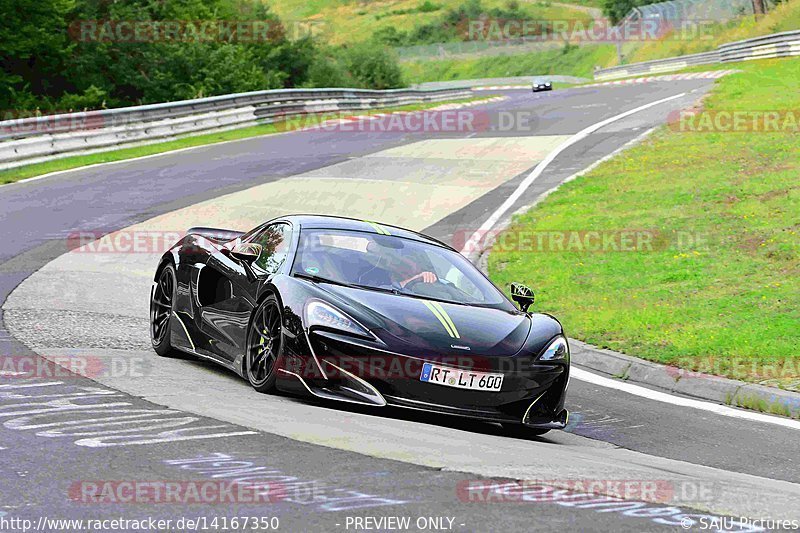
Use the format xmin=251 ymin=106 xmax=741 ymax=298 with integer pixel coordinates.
xmin=540 ymin=335 xmax=569 ymax=361
xmin=305 ymin=300 xmax=372 ymax=338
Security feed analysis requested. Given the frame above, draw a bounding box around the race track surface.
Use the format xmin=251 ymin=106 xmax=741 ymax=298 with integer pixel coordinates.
xmin=1 ymin=80 xmax=798 ymax=532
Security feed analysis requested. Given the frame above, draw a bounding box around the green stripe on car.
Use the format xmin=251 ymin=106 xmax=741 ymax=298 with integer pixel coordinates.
xmin=422 ymin=300 xmax=460 ymax=339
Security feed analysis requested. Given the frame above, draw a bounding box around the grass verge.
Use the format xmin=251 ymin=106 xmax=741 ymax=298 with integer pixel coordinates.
xmin=270 ymin=0 xmax=591 ymax=45
xmin=400 ymin=0 xmax=800 ymax=85
xmin=401 ymin=44 xmax=617 ymax=83
xmin=0 ymin=95 xmax=495 ymax=185
xmin=488 ymin=57 xmax=800 ymax=391
xmin=727 ymin=393 xmax=795 ymax=418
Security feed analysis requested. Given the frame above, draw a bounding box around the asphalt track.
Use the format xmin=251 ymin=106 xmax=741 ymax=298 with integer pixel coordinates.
xmin=1 ymin=80 xmax=798 ymax=532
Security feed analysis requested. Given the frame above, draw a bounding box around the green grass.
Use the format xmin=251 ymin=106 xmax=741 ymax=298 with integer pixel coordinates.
xmin=488 ymin=57 xmax=800 ymax=390
xmin=268 ymin=0 xmax=592 ymax=44
xmin=401 ymin=43 xmax=617 ymax=83
xmin=400 ymin=0 xmax=800 ymax=84
xmin=553 ymin=0 xmax=604 ymax=8
xmin=727 ymin=392 xmax=796 ymax=418
xmin=0 ymin=96 xmax=495 ymax=185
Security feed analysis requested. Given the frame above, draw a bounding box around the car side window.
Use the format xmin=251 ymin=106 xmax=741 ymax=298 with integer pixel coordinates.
xmin=250 ymin=223 xmax=291 ymax=274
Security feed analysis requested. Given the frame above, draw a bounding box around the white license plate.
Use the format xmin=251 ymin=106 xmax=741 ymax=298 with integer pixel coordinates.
xmin=420 ymin=362 xmax=503 ymax=392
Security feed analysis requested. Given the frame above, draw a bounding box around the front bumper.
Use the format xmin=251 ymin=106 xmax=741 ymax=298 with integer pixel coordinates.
xmin=282 ymin=330 xmax=569 ymax=429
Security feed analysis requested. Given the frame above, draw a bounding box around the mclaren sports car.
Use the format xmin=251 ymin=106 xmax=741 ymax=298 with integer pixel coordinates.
xmin=150 ymin=215 xmax=570 ymax=435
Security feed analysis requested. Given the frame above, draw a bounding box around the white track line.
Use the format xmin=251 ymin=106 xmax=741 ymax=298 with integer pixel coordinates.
xmin=459 ymin=92 xmax=686 ymax=256
xmin=572 ymin=367 xmax=800 ymax=430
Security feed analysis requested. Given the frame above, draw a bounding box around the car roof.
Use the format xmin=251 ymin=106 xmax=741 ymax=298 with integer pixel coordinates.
xmin=278 ymin=214 xmax=456 ymax=251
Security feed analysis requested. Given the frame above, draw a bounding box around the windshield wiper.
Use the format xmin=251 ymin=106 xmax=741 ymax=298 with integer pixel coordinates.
xmin=386 ymin=290 xmax=488 ymax=308
xmin=292 ymin=272 xmax=353 ymax=288
xmin=350 ymin=283 xmax=400 ymax=295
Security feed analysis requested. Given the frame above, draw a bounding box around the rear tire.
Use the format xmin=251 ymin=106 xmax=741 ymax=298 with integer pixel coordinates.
xmin=245 ymin=295 xmax=283 ymax=393
xmin=150 ymin=263 xmax=178 ymax=357
xmin=502 ymin=423 xmax=550 ymax=438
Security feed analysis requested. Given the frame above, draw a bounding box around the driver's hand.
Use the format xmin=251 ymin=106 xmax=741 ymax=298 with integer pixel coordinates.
xmin=419 ymin=271 xmax=438 ymax=284
xmin=401 ymin=271 xmax=438 ymax=287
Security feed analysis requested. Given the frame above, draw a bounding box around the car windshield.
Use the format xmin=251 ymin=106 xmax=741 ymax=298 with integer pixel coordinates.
xmin=291 ymin=229 xmax=515 ymax=310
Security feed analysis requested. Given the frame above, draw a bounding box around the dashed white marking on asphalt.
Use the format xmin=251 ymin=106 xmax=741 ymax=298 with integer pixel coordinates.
xmin=571 ymin=367 xmax=800 ymax=430
xmin=165 ymin=452 xmax=408 ymax=511
xmin=0 ymin=379 xmax=259 ymax=446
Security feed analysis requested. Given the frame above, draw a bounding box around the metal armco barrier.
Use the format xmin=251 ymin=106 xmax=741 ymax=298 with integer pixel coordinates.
xmin=718 ymin=30 xmax=800 ymax=62
xmin=594 ymin=50 xmax=720 ymax=80
xmin=594 ymin=29 xmax=800 ymax=81
xmin=0 ymin=87 xmax=472 ymax=171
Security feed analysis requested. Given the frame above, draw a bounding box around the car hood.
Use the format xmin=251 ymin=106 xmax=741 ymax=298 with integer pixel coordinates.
xmin=321 ymin=285 xmax=531 ymax=358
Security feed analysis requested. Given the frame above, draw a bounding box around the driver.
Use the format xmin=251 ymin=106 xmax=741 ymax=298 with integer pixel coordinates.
xmin=363 ymin=236 xmax=439 ymax=290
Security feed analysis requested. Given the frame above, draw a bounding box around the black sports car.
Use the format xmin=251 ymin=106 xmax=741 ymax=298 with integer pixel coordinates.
xmin=532 ymin=78 xmax=553 ymax=92
xmin=150 ymin=215 xmax=569 ymax=435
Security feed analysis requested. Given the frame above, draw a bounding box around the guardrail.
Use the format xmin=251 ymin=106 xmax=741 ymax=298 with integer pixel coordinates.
xmin=594 ymin=50 xmax=720 ymax=81
xmin=0 ymin=87 xmax=472 ymax=171
xmin=718 ymin=29 xmax=800 ymax=62
xmin=594 ymin=29 xmax=800 ymax=81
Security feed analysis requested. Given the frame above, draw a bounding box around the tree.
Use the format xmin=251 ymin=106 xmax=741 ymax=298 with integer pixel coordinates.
xmin=342 ymin=44 xmax=404 ymax=89
xmin=602 ymin=0 xmax=666 ymax=25
xmin=2 ymin=0 xmax=406 ymax=112
xmin=0 ymin=0 xmax=74 ymax=109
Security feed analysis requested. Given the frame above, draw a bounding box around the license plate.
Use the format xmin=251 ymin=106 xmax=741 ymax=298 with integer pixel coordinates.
xmin=420 ymin=362 xmax=503 ymax=392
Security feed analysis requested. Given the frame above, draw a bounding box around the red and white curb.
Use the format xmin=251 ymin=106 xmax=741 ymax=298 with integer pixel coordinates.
xmin=585 ymin=70 xmax=738 ymax=87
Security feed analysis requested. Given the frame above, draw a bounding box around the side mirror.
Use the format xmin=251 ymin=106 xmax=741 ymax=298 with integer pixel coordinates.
xmin=230 ymin=242 xmax=262 ymax=263
xmin=229 ymin=242 xmax=262 ymax=282
xmin=510 ymin=282 xmax=535 ymax=312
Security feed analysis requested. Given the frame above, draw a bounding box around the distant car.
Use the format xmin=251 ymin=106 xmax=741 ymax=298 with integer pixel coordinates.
xmin=532 ymin=79 xmax=552 ymax=92
xmin=150 ymin=215 xmax=570 ymax=436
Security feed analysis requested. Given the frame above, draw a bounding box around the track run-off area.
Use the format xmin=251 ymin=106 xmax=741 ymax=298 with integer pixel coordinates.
xmin=1 ymin=77 xmax=798 ymax=531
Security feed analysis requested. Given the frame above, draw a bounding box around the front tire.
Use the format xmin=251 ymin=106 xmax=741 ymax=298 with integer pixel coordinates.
xmin=246 ymin=295 xmax=283 ymax=393
xmin=150 ymin=263 xmax=177 ymax=356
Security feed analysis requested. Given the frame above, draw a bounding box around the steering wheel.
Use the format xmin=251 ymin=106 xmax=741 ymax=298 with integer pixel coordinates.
xmin=405 ymin=277 xmax=454 ymax=299
xmin=402 ymin=277 xmax=427 ymax=291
